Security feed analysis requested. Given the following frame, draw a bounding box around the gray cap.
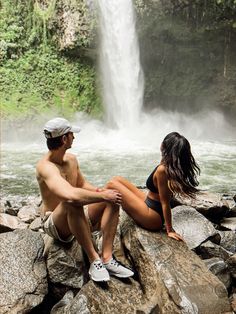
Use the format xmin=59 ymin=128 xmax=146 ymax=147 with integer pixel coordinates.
xmin=44 ymin=117 xmax=81 ymax=138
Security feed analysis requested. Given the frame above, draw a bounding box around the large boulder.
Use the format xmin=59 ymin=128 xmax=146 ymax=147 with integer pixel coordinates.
xmin=0 ymin=229 xmax=47 ymax=314
xmin=52 ymin=216 xmax=232 ymax=313
xmin=177 ymin=192 xmax=229 ymax=223
xmin=172 ymin=205 xmax=220 ymax=249
xmin=121 ymin=217 xmax=231 ymax=314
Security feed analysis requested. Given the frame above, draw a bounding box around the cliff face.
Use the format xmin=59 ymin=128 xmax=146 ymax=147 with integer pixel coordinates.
xmin=134 ymin=0 xmax=236 ymax=121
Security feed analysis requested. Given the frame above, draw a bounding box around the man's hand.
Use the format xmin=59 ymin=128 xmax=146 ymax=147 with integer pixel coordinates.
xmin=167 ymin=231 xmax=184 ymax=241
xmin=101 ymin=189 xmax=122 ymax=205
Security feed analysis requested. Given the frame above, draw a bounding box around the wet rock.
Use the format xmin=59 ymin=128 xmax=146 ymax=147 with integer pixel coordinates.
xmin=196 ymin=240 xmax=233 ymax=261
xmin=121 ymin=217 xmax=231 ymax=314
xmin=18 ymin=205 xmax=39 ymax=223
xmin=0 ymin=213 xmax=28 ymax=233
xmin=218 ymin=230 xmax=236 ymax=253
xmin=177 ymin=192 xmax=229 ymax=223
xmin=220 ymin=217 xmax=236 ymax=231
xmin=46 ymin=236 xmax=87 ymax=290
xmin=172 ymin=205 xmax=220 ymax=249
xmin=0 ymin=229 xmax=47 ymax=313
xmin=204 ymin=257 xmax=231 ymax=289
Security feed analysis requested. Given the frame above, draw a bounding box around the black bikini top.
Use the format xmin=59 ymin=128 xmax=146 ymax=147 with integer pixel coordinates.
xmin=146 ymin=166 xmax=159 ymax=193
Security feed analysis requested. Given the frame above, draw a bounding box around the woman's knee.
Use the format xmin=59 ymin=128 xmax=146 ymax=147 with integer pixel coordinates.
xmin=106 ymin=176 xmax=124 ymax=188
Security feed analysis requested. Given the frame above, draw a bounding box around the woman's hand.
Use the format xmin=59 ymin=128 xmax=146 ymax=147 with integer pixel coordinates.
xmin=167 ymin=231 xmax=184 ymax=241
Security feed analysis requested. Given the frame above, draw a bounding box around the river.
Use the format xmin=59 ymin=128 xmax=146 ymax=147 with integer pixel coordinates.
xmin=1 ymin=111 xmax=236 ymax=199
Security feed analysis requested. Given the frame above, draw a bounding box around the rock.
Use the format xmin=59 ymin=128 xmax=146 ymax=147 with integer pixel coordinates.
xmin=229 ymin=293 xmax=236 ymax=313
xmin=204 ymin=257 xmax=231 ymax=289
xmin=220 ymin=217 xmax=236 ymax=231
xmin=46 ymin=237 xmax=87 ymax=290
xmin=0 ymin=229 xmax=48 ymax=313
xmin=29 ymin=217 xmax=42 ymax=231
xmin=177 ymin=192 xmax=229 ymax=223
xmin=196 ymin=240 xmax=233 ymax=261
xmin=227 ymin=254 xmax=236 ymax=279
xmin=51 ymin=277 xmax=144 ymax=314
xmin=18 ymin=205 xmax=39 ymax=223
xmin=0 ymin=213 xmax=28 ymax=233
xmin=121 ymin=217 xmax=231 ymax=313
xmin=226 ymin=206 xmax=236 ymax=217
xmin=55 ymin=0 xmax=95 ymax=51
xmin=218 ymin=230 xmax=236 ymax=253
xmin=51 ymin=290 xmax=75 ymax=314
xmin=172 ymin=205 xmax=220 ymax=249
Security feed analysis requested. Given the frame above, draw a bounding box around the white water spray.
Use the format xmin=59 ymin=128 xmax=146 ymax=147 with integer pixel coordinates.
xmin=98 ymin=0 xmax=144 ymax=129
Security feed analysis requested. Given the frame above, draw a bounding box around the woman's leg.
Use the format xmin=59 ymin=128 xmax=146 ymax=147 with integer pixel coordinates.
xmin=107 ymin=177 xmax=162 ymax=231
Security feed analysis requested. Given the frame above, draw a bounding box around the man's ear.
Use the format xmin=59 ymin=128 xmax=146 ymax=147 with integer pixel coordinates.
xmin=62 ymin=134 xmax=67 ymax=143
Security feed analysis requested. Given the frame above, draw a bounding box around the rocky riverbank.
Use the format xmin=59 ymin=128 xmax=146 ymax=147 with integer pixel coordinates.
xmin=0 ymin=192 xmax=235 ymax=313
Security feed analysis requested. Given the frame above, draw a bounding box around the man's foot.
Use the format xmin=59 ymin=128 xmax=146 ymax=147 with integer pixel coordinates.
xmin=104 ymin=257 xmax=134 ymax=278
xmin=89 ymin=259 xmax=110 ymax=282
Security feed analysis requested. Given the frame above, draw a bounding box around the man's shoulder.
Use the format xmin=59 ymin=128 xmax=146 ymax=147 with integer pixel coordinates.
xmin=36 ymin=156 xmax=54 ymax=173
xmin=65 ymin=152 xmax=78 ymax=163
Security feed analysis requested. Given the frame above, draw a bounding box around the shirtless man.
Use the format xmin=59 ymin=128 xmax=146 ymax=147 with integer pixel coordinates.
xmin=36 ymin=117 xmax=133 ymax=282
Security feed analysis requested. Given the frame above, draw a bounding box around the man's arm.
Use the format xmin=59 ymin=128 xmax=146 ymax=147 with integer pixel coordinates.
xmin=76 ymin=163 xmax=102 ymax=191
xmin=38 ymin=162 xmax=121 ymax=205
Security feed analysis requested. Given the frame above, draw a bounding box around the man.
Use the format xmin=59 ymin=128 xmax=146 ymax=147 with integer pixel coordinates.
xmin=36 ymin=117 xmax=133 ymax=282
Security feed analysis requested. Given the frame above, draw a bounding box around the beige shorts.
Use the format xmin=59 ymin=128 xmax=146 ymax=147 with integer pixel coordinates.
xmin=41 ymin=205 xmax=92 ymax=243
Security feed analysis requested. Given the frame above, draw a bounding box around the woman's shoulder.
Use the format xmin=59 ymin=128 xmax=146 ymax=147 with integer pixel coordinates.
xmin=156 ymin=163 xmax=166 ymax=174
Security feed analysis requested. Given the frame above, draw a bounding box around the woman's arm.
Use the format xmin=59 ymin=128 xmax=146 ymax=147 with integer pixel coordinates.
xmin=156 ymin=165 xmax=183 ymax=241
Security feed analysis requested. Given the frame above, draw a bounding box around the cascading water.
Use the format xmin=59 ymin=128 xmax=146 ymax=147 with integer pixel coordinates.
xmin=97 ymin=0 xmax=144 ymax=129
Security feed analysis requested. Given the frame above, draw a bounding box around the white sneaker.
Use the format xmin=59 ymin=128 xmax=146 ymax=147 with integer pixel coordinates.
xmin=104 ymin=257 xmax=134 ymax=278
xmin=89 ymin=259 xmax=110 ymax=282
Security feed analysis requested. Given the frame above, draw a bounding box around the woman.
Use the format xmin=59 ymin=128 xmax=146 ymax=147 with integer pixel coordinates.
xmin=107 ymin=132 xmax=200 ymax=241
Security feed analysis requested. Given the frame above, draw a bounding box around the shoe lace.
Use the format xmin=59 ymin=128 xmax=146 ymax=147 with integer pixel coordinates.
xmin=110 ymin=258 xmax=120 ymax=267
xmin=94 ymin=261 xmax=104 ymax=270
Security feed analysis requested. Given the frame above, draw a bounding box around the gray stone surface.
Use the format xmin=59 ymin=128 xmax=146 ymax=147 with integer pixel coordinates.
xmin=221 ymin=217 xmax=236 ymax=231
xmin=204 ymin=257 xmax=231 ymax=289
xmin=46 ymin=237 xmax=87 ymax=289
xmin=218 ymin=230 xmax=236 ymax=253
xmin=17 ymin=205 xmax=39 ymax=223
xmin=0 ymin=229 xmax=47 ymax=314
xmin=0 ymin=213 xmax=28 ymax=233
xmin=176 ymin=192 xmax=229 ymax=222
xmin=172 ymin=205 xmax=220 ymax=249
xmin=121 ymin=216 xmax=231 ymax=314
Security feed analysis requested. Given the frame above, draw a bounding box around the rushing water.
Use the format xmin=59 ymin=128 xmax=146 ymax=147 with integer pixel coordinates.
xmin=98 ymin=0 xmax=144 ymax=128
xmin=1 ymin=111 xmax=236 ymax=199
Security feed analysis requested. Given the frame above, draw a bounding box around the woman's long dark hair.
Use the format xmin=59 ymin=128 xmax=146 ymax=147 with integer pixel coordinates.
xmin=161 ymin=132 xmax=200 ymax=198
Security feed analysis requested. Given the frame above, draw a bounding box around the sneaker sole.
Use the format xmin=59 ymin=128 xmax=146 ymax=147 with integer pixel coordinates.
xmin=109 ymin=272 xmax=134 ymax=278
xmin=89 ymin=272 xmax=110 ymax=282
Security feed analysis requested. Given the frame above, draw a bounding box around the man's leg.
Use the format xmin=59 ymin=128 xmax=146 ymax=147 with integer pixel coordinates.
xmin=52 ymin=202 xmax=100 ymax=261
xmin=88 ymin=202 xmax=119 ymax=263
xmin=88 ymin=202 xmax=134 ymax=278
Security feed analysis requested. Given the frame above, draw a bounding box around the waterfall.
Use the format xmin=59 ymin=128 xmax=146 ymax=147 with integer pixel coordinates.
xmin=97 ymin=0 xmax=144 ymax=129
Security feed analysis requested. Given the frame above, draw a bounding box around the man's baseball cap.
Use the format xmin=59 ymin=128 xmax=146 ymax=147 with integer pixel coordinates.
xmin=44 ymin=117 xmax=81 ymax=139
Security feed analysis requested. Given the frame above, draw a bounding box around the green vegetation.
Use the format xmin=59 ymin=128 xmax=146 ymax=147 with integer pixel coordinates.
xmin=0 ymin=0 xmax=102 ymax=121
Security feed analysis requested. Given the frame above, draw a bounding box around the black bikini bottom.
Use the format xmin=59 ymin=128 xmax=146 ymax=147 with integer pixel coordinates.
xmin=144 ymin=196 xmax=164 ymax=224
